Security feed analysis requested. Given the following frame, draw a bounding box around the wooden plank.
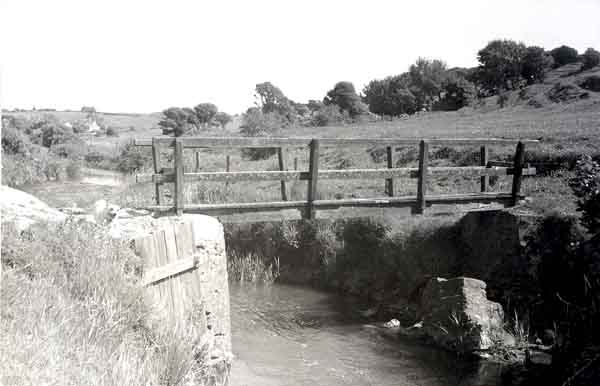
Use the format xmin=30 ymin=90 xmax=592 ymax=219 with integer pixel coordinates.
xmin=277 ymin=147 xmax=288 ymax=201
xmin=134 ymin=136 xmax=540 ymax=148
xmin=480 ymin=146 xmax=489 ymax=192
xmin=511 ymin=141 xmax=525 ymax=206
xmin=195 ymin=152 xmax=201 ymax=172
xmin=162 ymin=223 xmax=186 ymax=323
xmin=136 ymin=166 xmax=536 ymax=184
xmin=386 ymin=146 xmax=394 ymax=196
xmin=173 ymin=221 xmax=203 ymax=304
xmin=226 ymin=155 xmax=231 ymax=172
xmin=416 ymin=140 xmax=429 ymax=214
xmin=141 ymin=192 xmax=522 ymax=215
xmin=488 ymin=160 xmax=512 ymax=167
xmin=306 ymin=139 xmax=320 ymax=219
xmin=174 ymin=139 xmax=184 ymax=216
xmin=141 ymin=256 xmax=198 ymax=287
xmin=294 ymin=157 xmax=298 ymax=171
xmin=152 ymin=138 xmax=162 ymax=205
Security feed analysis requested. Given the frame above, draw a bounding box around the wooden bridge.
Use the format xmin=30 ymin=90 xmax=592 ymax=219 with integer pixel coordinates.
xmin=134 ymin=137 xmax=538 ymax=219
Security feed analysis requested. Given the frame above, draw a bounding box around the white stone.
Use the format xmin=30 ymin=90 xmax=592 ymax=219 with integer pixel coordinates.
xmin=0 ymin=185 xmax=67 ymax=231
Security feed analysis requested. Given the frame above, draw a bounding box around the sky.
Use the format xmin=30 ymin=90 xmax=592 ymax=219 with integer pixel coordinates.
xmin=1 ymin=0 xmax=599 ymax=115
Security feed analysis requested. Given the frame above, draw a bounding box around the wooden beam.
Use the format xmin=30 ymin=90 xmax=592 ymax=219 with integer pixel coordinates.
xmin=386 ymin=146 xmax=394 ymax=196
xmin=174 ymin=139 xmax=184 ymax=216
xmin=480 ymin=145 xmax=489 ymax=192
xmin=152 ymin=137 xmax=162 ymax=205
xmin=277 ymin=147 xmax=288 ymax=201
xmin=195 ymin=152 xmax=201 ymax=172
xmin=416 ymin=140 xmax=429 ymax=214
xmin=141 ymin=256 xmax=198 ymax=287
xmin=511 ymin=141 xmax=525 ymax=206
xmin=134 ymin=136 xmax=540 ymax=148
xmin=306 ymin=139 xmax=320 ymax=219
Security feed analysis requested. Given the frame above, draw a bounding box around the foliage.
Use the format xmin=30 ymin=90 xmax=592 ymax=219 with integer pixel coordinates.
xmin=193 ymin=103 xmax=218 ymax=127
xmin=408 ymin=58 xmax=447 ymax=110
xmin=65 ymin=161 xmax=83 ymax=180
xmin=362 ymin=74 xmax=417 ymax=116
xmin=569 ymin=156 xmax=600 ymax=234
xmin=41 ymin=122 xmax=75 ymax=148
xmin=214 ymin=111 xmax=232 ymax=128
xmin=311 ymin=104 xmax=349 ymax=126
xmin=158 ymin=107 xmax=195 ymax=137
xmin=106 ymin=126 xmax=119 ymax=136
xmin=476 ymin=39 xmax=528 ymax=93
xmin=117 ymin=142 xmax=152 ymax=173
xmin=1 ymin=124 xmax=31 ymax=155
xmin=254 ymin=82 xmax=295 ymax=122
xmin=239 ymin=108 xmax=288 ymax=160
xmin=521 ymin=46 xmax=553 ymax=84
xmin=324 ymin=81 xmax=368 ymax=118
xmin=435 ymin=70 xmax=475 ymax=111
xmin=550 ymin=45 xmax=579 ymax=67
xmin=581 ymin=47 xmax=600 ymax=71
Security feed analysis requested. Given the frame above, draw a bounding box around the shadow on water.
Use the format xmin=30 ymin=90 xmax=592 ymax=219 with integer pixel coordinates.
xmin=229 ymin=282 xmax=508 ymax=386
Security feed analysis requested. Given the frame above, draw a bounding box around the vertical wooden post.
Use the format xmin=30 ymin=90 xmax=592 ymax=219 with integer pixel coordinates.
xmin=511 ymin=141 xmax=525 ymax=206
xmin=152 ymin=138 xmax=162 ymax=205
xmin=174 ymin=139 xmax=184 ymax=215
xmin=416 ymin=140 xmax=429 ymax=214
xmin=294 ymin=157 xmax=298 ymax=171
xmin=195 ymin=152 xmax=201 ymax=172
xmin=480 ymin=145 xmax=489 ymax=192
xmin=226 ymin=155 xmax=231 ymax=172
xmin=306 ymin=139 xmax=320 ymax=219
xmin=386 ymin=146 xmax=394 ymax=196
xmin=277 ymin=147 xmax=288 ymax=201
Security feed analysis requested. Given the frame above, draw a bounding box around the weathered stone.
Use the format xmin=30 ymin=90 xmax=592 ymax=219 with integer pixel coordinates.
xmin=0 ymin=185 xmax=67 ymax=231
xmin=419 ymin=277 xmax=504 ymax=352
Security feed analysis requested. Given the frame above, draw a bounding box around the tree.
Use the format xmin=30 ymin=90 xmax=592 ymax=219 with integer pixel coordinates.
xmin=214 ymin=112 xmax=232 ymax=129
xmin=435 ymin=70 xmax=475 ymax=111
xmin=476 ymin=39 xmax=527 ymax=94
xmin=41 ymin=123 xmax=75 ymax=148
xmin=362 ymin=74 xmax=417 ymax=116
xmin=521 ymin=46 xmax=553 ymax=84
xmin=408 ymin=58 xmax=447 ymax=110
xmin=581 ymin=48 xmax=600 ymax=70
xmin=239 ymin=107 xmax=287 ymax=159
xmin=324 ymin=81 xmax=368 ymax=118
xmin=193 ymin=103 xmax=218 ymax=128
xmin=158 ymin=107 xmax=194 ymax=137
xmin=254 ymin=82 xmax=295 ymax=121
xmin=550 ymin=45 xmax=579 ymax=67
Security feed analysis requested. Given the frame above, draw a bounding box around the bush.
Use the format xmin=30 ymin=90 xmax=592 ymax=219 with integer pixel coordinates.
xmin=1 ymin=124 xmax=31 ymax=155
xmin=581 ymin=48 xmax=600 ymax=70
xmin=550 ymin=45 xmax=579 ymax=67
xmin=106 ymin=126 xmax=119 ymax=137
xmin=311 ymin=105 xmax=349 ymax=127
xmin=569 ymin=155 xmax=600 ymax=233
xmin=117 ymin=143 xmax=152 ymax=173
xmin=41 ymin=123 xmax=75 ymax=148
xmin=65 ymin=161 xmax=83 ymax=181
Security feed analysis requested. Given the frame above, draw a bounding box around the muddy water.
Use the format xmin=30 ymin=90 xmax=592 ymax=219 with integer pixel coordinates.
xmin=229 ymin=283 xmax=505 ymax=386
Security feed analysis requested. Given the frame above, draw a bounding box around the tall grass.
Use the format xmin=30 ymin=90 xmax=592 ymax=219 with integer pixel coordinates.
xmin=0 ymin=222 xmax=211 ymax=386
xmin=227 ymin=251 xmax=280 ymax=284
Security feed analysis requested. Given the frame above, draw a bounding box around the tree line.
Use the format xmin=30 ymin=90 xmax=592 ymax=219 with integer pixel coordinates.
xmin=158 ymin=40 xmax=599 ymax=137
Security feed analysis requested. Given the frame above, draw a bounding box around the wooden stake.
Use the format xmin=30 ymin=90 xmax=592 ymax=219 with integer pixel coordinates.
xmin=416 ymin=140 xmax=429 ymax=214
xmin=152 ymin=138 xmax=162 ymax=205
xmin=480 ymin=145 xmax=489 ymax=192
xmin=306 ymin=139 xmax=320 ymax=219
xmin=174 ymin=139 xmax=184 ymax=215
xmin=277 ymin=148 xmax=288 ymax=201
xmin=511 ymin=141 xmax=525 ymax=206
xmin=386 ymin=146 xmax=394 ymax=196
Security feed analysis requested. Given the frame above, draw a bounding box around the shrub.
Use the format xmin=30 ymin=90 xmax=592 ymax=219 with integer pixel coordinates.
xmin=311 ymin=105 xmax=349 ymax=126
xmin=65 ymin=161 xmax=83 ymax=181
xmin=1 ymin=124 xmax=31 ymax=155
xmin=41 ymin=123 xmax=75 ymax=148
xmin=581 ymin=48 xmax=600 ymax=70
xmin=550 ymin=45 xmax=579 ymax=67
xmin=106 ymin=126 xmax=119 ymax=137
xmin=569 ymin=155 xmax=600 ymax=233
xmin=239 ymin=108 xmax=287 ymax=160
xmin=521 ymin=46 xmax=553 ymax=84
xmin=117 ymin=142 xmax=152 ymax=173
xmin=324 ymin=81 xmax=368 ymax=118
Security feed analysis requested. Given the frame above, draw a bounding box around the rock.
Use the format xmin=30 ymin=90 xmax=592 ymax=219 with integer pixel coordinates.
xmin=0 ymin=185 xmax=67 ymax=231
xmin=418 ymin=277 xmax=504 ymax=353
xmin=383 ymin=319 xmax=400 ymax=328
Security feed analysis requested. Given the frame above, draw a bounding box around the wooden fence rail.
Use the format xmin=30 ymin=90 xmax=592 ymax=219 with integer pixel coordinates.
xmin=134 ymin=136 xmax=538 ymax=219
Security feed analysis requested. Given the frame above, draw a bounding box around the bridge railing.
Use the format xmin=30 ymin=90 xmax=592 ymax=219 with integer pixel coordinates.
xmin=134 ymin=137 xmax=538 ymax=218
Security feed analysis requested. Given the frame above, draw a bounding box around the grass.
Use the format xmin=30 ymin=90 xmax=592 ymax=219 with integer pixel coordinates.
xmin=0 ymin=221 xmax=211 ymax=386
xmin=227 ymin=251 xmax=280 ymax=283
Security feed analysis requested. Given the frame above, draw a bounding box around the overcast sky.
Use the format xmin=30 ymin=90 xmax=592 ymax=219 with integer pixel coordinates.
xmin=1 ymin=0 xmax=599 ymax=115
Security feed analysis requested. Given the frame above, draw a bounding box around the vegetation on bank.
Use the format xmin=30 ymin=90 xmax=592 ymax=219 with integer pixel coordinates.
xmin=0 ymin=221 xmax=210 ymax=386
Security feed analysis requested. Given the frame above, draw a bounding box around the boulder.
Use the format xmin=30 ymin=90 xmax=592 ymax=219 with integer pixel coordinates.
xmin=419 ymin=277 xmax=504 ymax=353
xmin=0 ymin=185 xmax=67 ymax=231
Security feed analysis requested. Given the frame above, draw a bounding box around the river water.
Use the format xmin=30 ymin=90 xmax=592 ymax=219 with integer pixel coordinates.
xmin=229 ymin=282 xmax=506 ymax=386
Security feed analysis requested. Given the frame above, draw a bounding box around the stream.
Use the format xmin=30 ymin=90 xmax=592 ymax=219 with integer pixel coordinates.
xmin=229 ymin=282 xmax=506 ymax=386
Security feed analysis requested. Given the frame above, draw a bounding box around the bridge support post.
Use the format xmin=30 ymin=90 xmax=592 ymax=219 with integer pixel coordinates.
xmin=386 ymin=146 xmax=394 ymax=196
xmin=175 ymin=139 xmax=185 ymax=215
xmin=306 ymin=139 xmax=320 ymax=219
xmin=416 ymin=140 xmax=429 ymax=214
xmin=480 ymin=146 xmax=489 ymax=192
xmin=511 ymin=141 xmax=525 ymax=206
xmin=152 ymin=138 xmax=162 ymax=205
xmin=277 ymin=148 xmax=288 ymax=201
